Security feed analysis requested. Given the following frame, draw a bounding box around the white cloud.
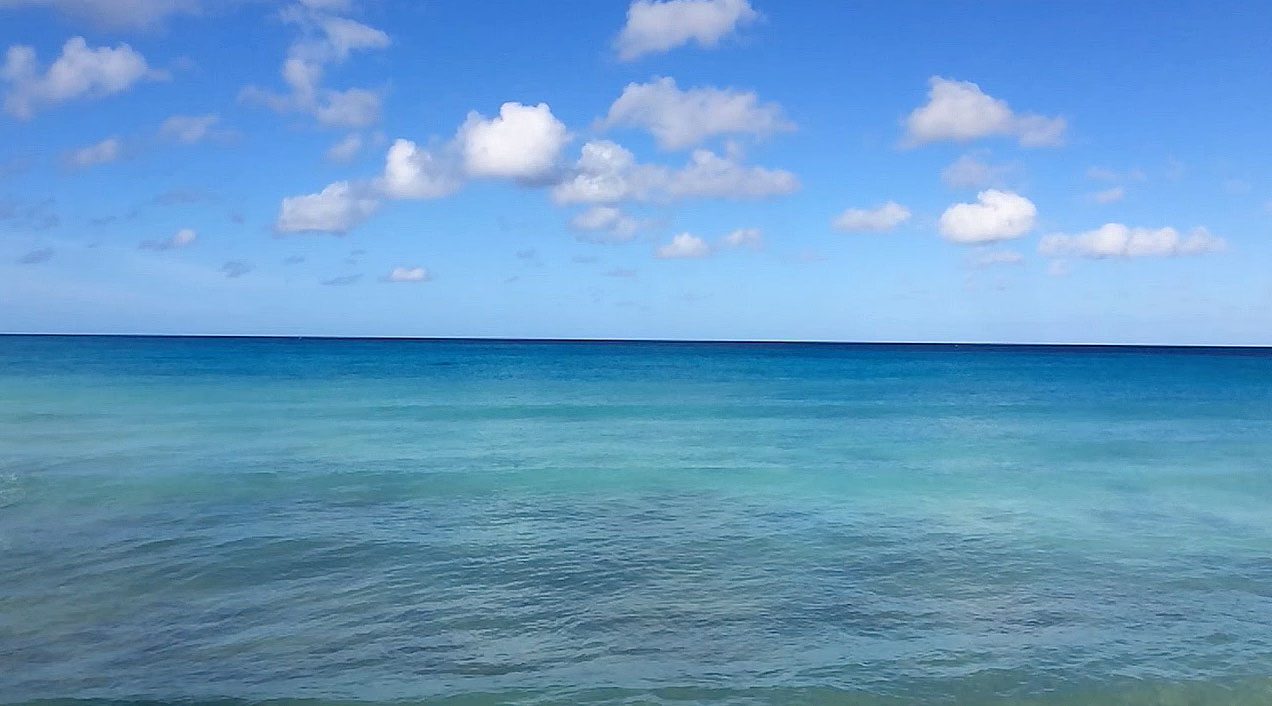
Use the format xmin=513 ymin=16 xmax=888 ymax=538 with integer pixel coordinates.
xmin=139 ymin=227 xmax=196 ymax=250
xmin=941 ymin=153 xmax=1012 ymax=188
xmin=297 ymin=13 xmax=391 ymax=63
xmin=458 ymin=102 xmax=571 ymax=181
xmin=377 ymin=138 xmax=462 ymax=199
xmin=373 ymin=102 xmax=568 ymax=200
xmin=1038 ymin=223 xmax=1225 ymax=258
xmin=833 ymin=201 xmax=910 ymax=232
xmin=654 ymin=232 xmax=711 ymax=258
xmin=719 ymin=226 xmax=762 ymax=249
xmin=65 ymin=136 xmax=120 ymax=168
xmin=159 ymin=113 xmax=219 ymax=143
xmin=314 ymin=86 xmax=379 ymax=128
xmin=276 ymin=180 xmax=379 ymax=233
xmin=281 ymin=107 xmax=793 ymax=237
xmin=384 ymin=266 xmax=430 ymax=282
xmin=551 ymin=140 xmax=796 ymax=204
xmin=279 ymin=102 xmax=571 ymax=232
xmin=240 ymin=3 xmax=388 ymax=128
xmin=1089 ymin=186 xmax=1125 ymax=204
xmin=665 ymin=147 xmax=797 ymax=198
xmin=904 ymin=77 xmax=1065 ymax=147
xmin=551 ymin=140 xmax=660 ymax=204
xmin=569 ymin=205 xmax=638 ymax=243
xmin=0 ymin=0 xmax=202 ymax=30
xmin=614 ymin=0 xmax=758 ymax=61
xmin=325 ymin=132 xmax=362 ymax=162
xmin=938 ymin=189 xmax=1037 ymax=243
xmin=968 ymin=249 xmax=1024 ymax=268
xmin=601 ymin=76 xmax=791 ymax=150
xmin=1014 ymin=114 xmax=1068 ymax=147
xmin=2 ymin=37 xmax=160 ymax=118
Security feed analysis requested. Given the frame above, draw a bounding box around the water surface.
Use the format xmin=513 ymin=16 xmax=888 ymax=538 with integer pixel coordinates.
xmin=2 ymin=336 xmax=1271 ymax=705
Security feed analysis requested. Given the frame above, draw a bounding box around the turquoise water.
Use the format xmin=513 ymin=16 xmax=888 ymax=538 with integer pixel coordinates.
xmin=2 ymin=335 xmax=1271 ymax=705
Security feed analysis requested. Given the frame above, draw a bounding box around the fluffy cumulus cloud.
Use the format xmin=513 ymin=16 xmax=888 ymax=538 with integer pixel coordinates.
xmin=615 ymin=0 xmax=758 ymax=61
xmin=65 ymin=136 xmax=120 ymax=168
xmin=458 ymin=102 xmax=571 ymax=181
xmin=159 ymin=113 xmax=220 ymax=143
xmin=1038 ymin=223 xmax=1225 ymax=258
xmin=833 ymin=201 xmax=911 ymax=232
xmin=938 ymin=189 xmax=1037 ymax=243
xmin=240 ymin=3 xmax=389 ymax=128
xmin=904 ymin=77 xmax=1065 ymax=147
xmin=377 ymin=138 xmax=462 ymax=199
xmin=551 ymin=139 xmax=796 ymax=204
xmin=665 ymin=148 xmax=797 ymax=198
xmin=719 ymin=226 xmax=762 ymax=249
xmin=569 ymin=205 xmax=639 ymax=243
xmin=373 ymin=101 xmax=568 ymax=199
xmin=0 ymin=0 xmax=202 ymax=29
xmin=1 ymin=36 xmax=160 ymax=118
xmin=276 ymin=180 xmax=379 ymax=233
xmin=655 ymin=232 xmax=711 ymax=258
xmin=601 ymin=76 xmax=792 ymax=150
xmin=552 ymin=140 xmax=655 ymax=204
xmin=279 ymin=101 xmax=570 ymax=232
xmin=280 ymin=101 xmax=795 ymax=235
xmin=139 ymin=227 xmax=196 ymax=250
xmin=384 ymin=265 xmax=430 ymax=282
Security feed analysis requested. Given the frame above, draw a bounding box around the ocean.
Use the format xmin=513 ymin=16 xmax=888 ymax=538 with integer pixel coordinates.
xmin=1 ymin=335 xmax=1270 ymax=705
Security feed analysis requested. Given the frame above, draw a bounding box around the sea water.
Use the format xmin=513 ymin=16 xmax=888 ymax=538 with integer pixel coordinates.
xmin=1 ymin=335 xmax=1270 ymax=705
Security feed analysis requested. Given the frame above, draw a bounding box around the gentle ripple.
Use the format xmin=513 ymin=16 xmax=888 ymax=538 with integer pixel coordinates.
xmin=1 ymin=336 xmax=1271 ymax=705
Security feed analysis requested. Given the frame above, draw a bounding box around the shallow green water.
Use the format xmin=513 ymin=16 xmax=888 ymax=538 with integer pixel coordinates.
xmin=2 ymin=336 xmax=1270 ymax=704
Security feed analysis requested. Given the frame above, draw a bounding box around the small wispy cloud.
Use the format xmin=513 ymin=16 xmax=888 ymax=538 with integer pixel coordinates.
xmin=139 ymin=228 xmax=196 ymax=250
xmin=1088 ymin=186 xmax=1125 ymax=204
xmin=65 ymin=136 xmax=121 ymax=168
xmin=220 ymin=260 xmax=252 ymax=278
xmin=17 ymin=247 xmax=53 ymax=264
xmin=322 ymin=273 xmax=362 ymax=286
xmin=159 ymin=113 xmax=223 ymax=143
xmin=384 ymin=266 xmax=430 ymax=282
xmin=833 ymin=201 xmax=910 ymax=232
xmin=654 ymin=232 xmax=711 ymax=259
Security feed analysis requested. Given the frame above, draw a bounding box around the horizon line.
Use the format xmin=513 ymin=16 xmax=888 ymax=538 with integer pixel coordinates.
xmin=1 ymin=332 xmax=1270 ymax=350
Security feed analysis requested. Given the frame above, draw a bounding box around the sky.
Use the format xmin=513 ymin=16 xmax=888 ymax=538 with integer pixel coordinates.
xmin=1 ymin=0 xmax=1270 ymax=344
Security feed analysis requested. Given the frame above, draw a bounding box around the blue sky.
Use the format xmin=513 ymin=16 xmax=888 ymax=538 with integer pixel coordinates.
xmin=1 ymin=0 xmax=1270 ymax=343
